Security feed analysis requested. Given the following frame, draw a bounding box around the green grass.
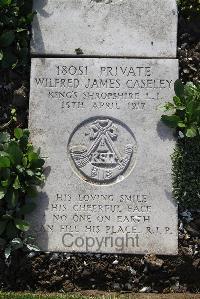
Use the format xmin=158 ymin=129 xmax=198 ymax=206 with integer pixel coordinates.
xmin=0 ymin=293 xmax=88 ymax=299
xmin=0 ymin=293 xmax=200 ymax=299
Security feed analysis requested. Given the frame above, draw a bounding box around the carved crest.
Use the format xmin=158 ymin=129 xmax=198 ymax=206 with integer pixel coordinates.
xmin=69 ymin=118 xmax=137 ymax=184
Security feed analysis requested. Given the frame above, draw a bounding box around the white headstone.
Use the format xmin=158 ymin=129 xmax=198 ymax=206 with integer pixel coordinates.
xmin=31 ymin=0 xmax=177 ymax=57
xmin=29 ymin=57 xmax=178 ymax=254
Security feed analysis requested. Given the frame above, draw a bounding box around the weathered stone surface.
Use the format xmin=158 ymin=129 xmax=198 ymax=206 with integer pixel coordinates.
xmin=31 ymin=0 xmax=177 ymax=57
xmin=29 ymin=57 xmax=178 ymax=254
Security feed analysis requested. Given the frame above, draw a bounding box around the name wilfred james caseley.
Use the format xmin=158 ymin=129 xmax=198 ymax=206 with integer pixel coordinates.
xmin=62 ymin=233 xmax=139 ymax=252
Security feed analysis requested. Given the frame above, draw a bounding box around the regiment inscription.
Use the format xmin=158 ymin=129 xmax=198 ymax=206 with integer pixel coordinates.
xmin=29 ymin=58 xmax=178 ymax=254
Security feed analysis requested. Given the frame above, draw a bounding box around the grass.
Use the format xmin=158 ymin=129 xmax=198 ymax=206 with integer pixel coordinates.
xmin=0 ymin=293 xmax=87 ymax=299
xmin=0 ymin=293 xmax=200 ymax=299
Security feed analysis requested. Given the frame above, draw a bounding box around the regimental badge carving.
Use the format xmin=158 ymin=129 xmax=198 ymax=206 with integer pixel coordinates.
xmin=68 ymin=117 xmax=137 ymax=184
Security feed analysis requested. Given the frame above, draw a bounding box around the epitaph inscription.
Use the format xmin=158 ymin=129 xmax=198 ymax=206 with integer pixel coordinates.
xmin=29 ymin=58 xmax=178 ymax=254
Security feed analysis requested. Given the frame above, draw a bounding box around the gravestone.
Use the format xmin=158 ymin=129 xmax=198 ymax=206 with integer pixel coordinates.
xmin=31 ymin=0 xmax=177 ymax=57
xmin=29 ymin=0 xmax=178 ymax=254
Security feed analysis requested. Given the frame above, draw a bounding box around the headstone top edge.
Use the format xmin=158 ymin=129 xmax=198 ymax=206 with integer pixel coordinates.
xmin=31 ymin=0 xmax=178 ymax=57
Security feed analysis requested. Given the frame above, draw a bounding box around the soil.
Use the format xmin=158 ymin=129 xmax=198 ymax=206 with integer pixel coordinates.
xmin=0 ymin=10 xmax=200 ymax=295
